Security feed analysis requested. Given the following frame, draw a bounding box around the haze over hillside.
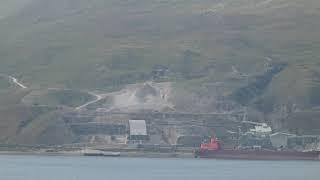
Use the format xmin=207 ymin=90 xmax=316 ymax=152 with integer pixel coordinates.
xmin=0 ymin=0 xmax=320 ymax=145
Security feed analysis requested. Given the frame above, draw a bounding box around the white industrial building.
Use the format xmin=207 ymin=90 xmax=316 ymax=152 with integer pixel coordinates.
xmin=128 ymin=120 xmax=149 ymax=144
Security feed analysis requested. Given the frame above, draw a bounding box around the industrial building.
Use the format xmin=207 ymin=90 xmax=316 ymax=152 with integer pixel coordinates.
xmin=270 ymin=132 xmax=295 ymax=149
xmin=270 ymin=132 xmax=320 ymax=150
xmin=128 ymin=120 xmax=149 ymax=144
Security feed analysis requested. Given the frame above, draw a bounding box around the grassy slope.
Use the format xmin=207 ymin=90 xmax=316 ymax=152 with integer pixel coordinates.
xmin=0 ymin=89 xmax=74 ymax=145
xmin=0 ymin=0 xmax=319 ymax=139
xmin=0 ymin=0 xmax=34 ymax=20
xmin=2 ymin=0 xmax=319 ymax=89
xmin=0 ymin=77 xmax=13 ymax=90
xmin=2 ymin=1 xmax=319 ymax=85
xmin=22 ymin=89 xmax=94 ymax=107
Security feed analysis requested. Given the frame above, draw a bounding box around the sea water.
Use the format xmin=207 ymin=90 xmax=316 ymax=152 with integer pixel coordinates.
xmin=0 ymin=155 xmax=319 ymax=180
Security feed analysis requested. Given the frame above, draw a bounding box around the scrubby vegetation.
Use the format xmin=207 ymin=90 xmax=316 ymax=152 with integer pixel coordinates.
xmin=0 ymin=0 xmax=320 ymax=143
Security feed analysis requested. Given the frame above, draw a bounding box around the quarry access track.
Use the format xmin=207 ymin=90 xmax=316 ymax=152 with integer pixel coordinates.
xmin=0 ymin=74 xmax=28 ymax=89
xmin=75 ymin=92 xmax=104 ymax=110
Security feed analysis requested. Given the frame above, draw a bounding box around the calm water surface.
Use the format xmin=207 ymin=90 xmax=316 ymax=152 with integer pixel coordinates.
xmin=0 ymin=155 xmax=319 ymax=180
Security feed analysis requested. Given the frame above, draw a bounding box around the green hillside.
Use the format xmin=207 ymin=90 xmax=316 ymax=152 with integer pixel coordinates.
xmin=0 ymin=0 xmax=33 ymax=20
xmin=0 ymin=0 xmax=318 ymax=91
xmin=0 ymin=0 xmax=320 ymax=144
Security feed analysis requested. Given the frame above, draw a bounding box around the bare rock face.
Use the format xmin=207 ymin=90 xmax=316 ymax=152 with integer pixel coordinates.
xmin=135 ymin=83 xmax=158 ymax=102
xmin=99 ymin=82 xmax=174 ymax=113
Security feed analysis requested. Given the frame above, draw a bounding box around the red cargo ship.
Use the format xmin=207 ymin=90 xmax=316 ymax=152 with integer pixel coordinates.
xmin=195 ymin=137 xmax=320 ymax=161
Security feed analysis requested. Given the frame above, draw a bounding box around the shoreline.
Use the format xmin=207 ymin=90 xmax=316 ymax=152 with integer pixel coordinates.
xmin=1 ymin=150 xmax=319 ymax=161
xmin=0 ymin=150 xmax=195 ymax=159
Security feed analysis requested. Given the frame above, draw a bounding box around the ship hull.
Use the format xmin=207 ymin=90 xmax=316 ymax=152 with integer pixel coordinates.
xmin=196 ymin=149 xmax=320 ymax=161
xmin=83 ymin=152 xmax=120 ymax=157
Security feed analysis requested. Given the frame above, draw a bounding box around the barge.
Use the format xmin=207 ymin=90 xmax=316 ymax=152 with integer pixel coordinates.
xmin=83 ymin=150 xmax=120 ymax=157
